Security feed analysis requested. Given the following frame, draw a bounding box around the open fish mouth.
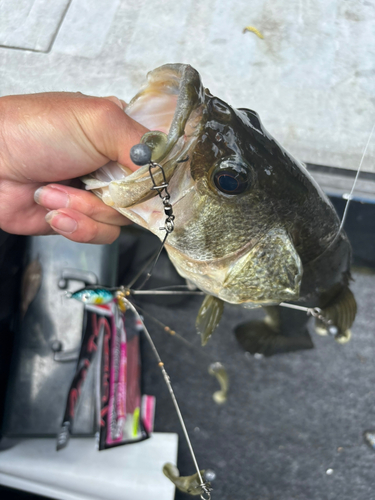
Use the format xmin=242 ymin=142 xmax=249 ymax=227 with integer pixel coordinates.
xmin=126 ymin=64 xmax=206 ymax=163
xmin=82 ymin=64 xmax=205 ymax=213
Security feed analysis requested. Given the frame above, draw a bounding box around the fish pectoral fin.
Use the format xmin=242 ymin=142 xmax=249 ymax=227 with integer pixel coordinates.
xmin=220 ymin=227 xmax=303 ymax=304
xmin=195 ymin=295 xmax=224 ymax=346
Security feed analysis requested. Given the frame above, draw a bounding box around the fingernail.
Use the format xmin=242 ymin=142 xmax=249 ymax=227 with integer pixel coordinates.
xmin=35 ymin=186 xmax=69 ymax=208
xmin=45 ymin=211 xmax=77 ymax=234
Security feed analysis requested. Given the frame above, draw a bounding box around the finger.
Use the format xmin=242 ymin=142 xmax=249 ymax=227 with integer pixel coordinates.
xmin=102 ymin=96 xmax=127 ymax=110
xmin=4 ymin=205 xmax=57 ymax=236
xmin=1 ymin=93 xmax=148 ymax=184
xmin=34 ymin=183 xmax=129 ymax=226
xmin=45 ymin=208 xmax=121 ymax=244
xmin=0 ymin=179 xmax=55 ymax=235
xmin=77 ymin=97 xmax=147 ymax=171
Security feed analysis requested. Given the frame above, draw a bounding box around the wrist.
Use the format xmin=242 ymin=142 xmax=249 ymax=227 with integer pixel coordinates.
xmin=0 ymin=95 xmax=17 ymax=180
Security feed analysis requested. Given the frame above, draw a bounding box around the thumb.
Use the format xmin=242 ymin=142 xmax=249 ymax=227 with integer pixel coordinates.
xmin=71 ymin=93 xmax=149 ymax=172
xmin=0 ymin=92 xmax=149 ymax=184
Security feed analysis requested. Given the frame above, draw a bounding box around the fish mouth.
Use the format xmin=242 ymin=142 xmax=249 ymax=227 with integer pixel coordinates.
xmin=125 ymin=64 xmax=206 ymax=163
xmin=106 ymin=64 xmax=206 ymax=222
xmin=82 ymin=64 xmax=206 ymax=212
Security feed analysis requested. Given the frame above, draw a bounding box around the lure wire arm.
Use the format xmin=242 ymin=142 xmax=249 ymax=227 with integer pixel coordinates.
xmin=279 ymin=121 xmax=375 ymax=337
xmin=199 ymin=483 xmax=213 ymax=500
xmin=130 ymin=289 xmax=205 ymax=296
xmin=127 ymin=161 xmax=212 ymax=498
xmin=279 ymin=302 xmax=330 ymax=321
xmin=125 ymin=161 xmax=175 ymax=291
xmin=125 ymin=250 xmax=162 ymax=290
xmin=123 ymin=298 xmax=212 ymax=500
xmin=135 ymin=232 xmax=169 ymax=290
xmin=307 ymin=307 xmax=332 ymax=326
xmin=279 ymin=302 xmax=338 ymax=336
xmin=132 ymin=161 xmax=176 ymax=291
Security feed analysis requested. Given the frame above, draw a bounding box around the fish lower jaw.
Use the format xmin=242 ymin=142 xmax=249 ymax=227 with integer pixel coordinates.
xmin=219 ymin=289 xmax=300 ymax=308
xmin=169 ymin=254 xmax=301 ymax=306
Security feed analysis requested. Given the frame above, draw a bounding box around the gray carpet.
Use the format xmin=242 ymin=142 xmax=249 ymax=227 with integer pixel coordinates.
xmin=139 ymin=267 xmax=375 ymax=500
xmin=1 ymin=225 xmax=374 ymax=500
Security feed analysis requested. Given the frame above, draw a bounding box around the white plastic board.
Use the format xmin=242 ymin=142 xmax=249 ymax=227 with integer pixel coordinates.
xmin=0 ymin=433 xmax=178 ymax=500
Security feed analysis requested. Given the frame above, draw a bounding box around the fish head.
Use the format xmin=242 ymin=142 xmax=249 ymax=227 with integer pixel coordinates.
xmin=84 ymin=64 xmax=305 ymax=307
xmin=164 ymin=92 xmax=306 ymax=307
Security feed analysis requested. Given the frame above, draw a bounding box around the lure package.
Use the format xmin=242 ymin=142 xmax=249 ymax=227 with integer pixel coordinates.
xmin=57 ymin=293 xmax=155 ymax=451
xmin=97 ymin=302 xmax=153 ymax=449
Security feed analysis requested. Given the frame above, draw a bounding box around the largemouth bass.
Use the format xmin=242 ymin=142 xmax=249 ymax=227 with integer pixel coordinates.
xmin=83 ymin=64 xmax=356 ymax=356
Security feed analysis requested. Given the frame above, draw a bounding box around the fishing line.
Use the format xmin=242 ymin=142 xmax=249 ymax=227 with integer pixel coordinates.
xmin=316 ymin=119 xmax=375 ymax=252
xmin=279 ymin=119 xmax=375 ymax=329
xmin=126 ymin=250 xmax=163 ymax=290
xmin=339 ymin=120 xmax=375 ymax=233
xmin=129 ymin=159 xmax=176 ymax=290
xmin=134 ymin=232 xmax=169 ymax=290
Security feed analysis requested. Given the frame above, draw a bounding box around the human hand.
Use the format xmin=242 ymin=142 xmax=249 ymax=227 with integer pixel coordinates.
xmin=0 ymin=92 xmax=148 ymax=244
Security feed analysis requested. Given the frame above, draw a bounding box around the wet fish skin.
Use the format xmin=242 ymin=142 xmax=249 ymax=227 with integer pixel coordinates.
xmin=83 ymin=64 xmax=356 ymax=349
xmin=169 ymin=94 xmax=349 ymax=305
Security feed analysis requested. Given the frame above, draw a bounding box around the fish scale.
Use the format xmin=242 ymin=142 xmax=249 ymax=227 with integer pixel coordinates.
xmin=82 ymin=63 xmax=356 ymax=355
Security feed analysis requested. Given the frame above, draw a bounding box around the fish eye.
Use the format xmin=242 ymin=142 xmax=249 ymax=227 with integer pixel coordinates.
xmin=212 ymin=158 xmax=252 ymax=195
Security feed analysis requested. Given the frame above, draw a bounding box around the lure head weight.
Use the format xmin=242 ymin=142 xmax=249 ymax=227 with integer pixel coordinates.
xmin=130 ymin=143 xmax=152 ymax=166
